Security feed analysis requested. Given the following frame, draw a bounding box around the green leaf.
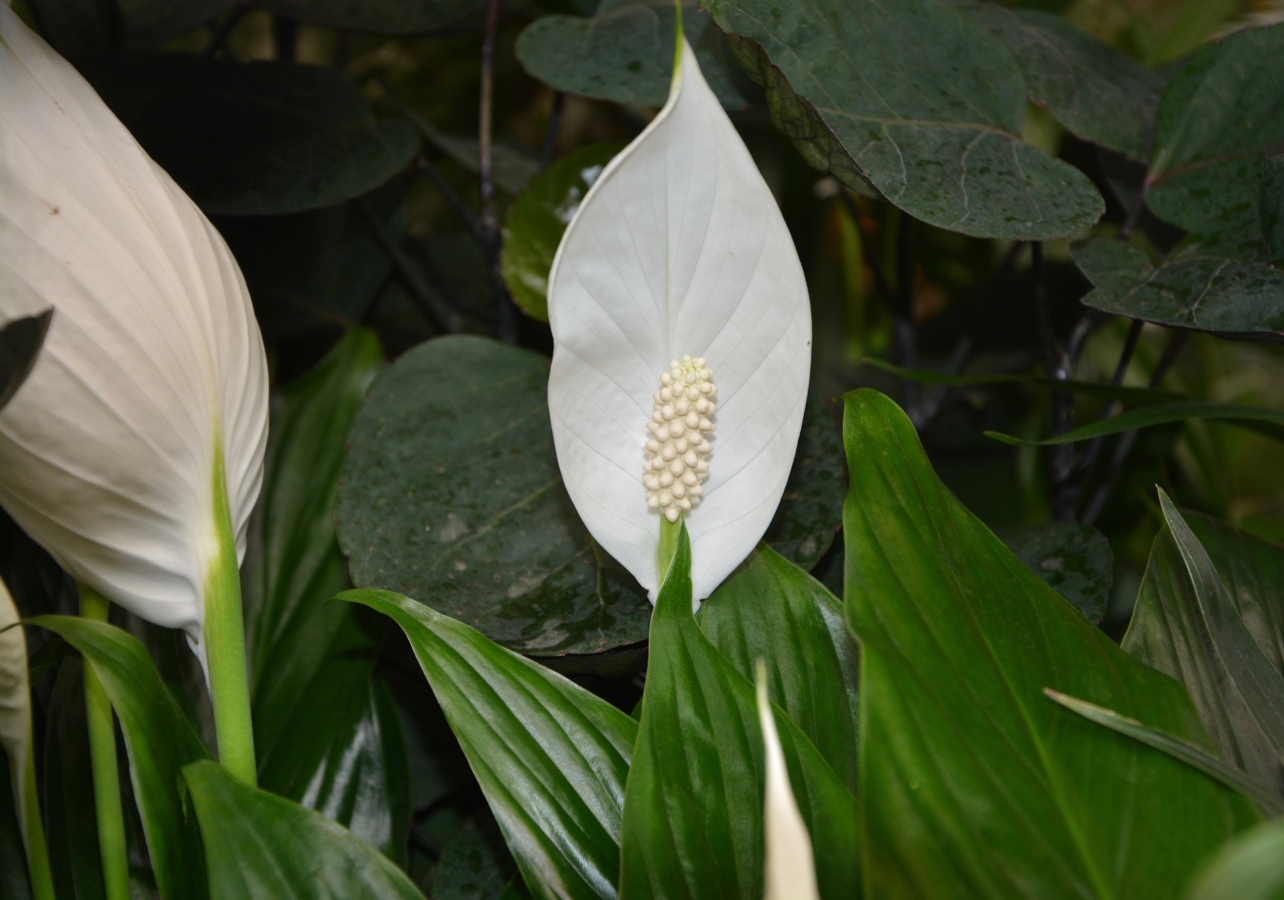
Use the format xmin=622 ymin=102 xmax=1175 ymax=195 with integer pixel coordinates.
xmin=339 ymin=588 xmax=637 ymax=900
xmin=1005 ymin=522 xmax=1113 ymax=623
xmin=698 ymin=545 xmax=860 ymax=794
xmin=1147 ymin=24 xmax=1284 ymax=243
xmin=432 ymin=814 xmax=525 ymax=900
xmin=959 ymin=4 xmax=1165 ymax=161
xmin=515 ymin=1 xmax=752 ymax=109
xmin=1261 ymin=154 xmax=1284 ymax=264
xmin=1185 ymin=820 xmax=1284 ymax=900
xmin=0 ymin=310 xmax=51 ymax=414
xmin=704 ymin=0 xmax=1104 ymax=239
xmin=1072 ymin=238 xmax=1284 ymax=338
xmin=985 ymin=400 xmax=1284 ymax=446
xmin=337 ymin=336 xmax=653 ymax=660
xmin=181 ymin=760 xmax=424 ymax=899
xmin=842 ymin=388 xmax=1257 ymax=898
xmin=25 ymin=617 xmax=209 ymax=900
xmin=619 ymin=524 xmax=859 ymax=900
xmin=80 ymin=55 xmax=419 ymax=216
xmin=501 ymin=144 xmax=620 ymax=322
xmin=256 ymin=0 xmax=484 ymax=36
xmin=762 ymin=398 xmax=846 ymax=571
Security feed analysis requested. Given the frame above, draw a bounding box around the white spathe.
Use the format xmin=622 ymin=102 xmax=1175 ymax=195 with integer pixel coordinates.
xmin=757 ymin=669 xmax=820 ymax=900
xmin=546 ymin=37 xmax=811 ymax=603
xmin=0 ymin=576 xmax=30 ymax=845
xmin=0 ymin=6 xmax=268 ymax=655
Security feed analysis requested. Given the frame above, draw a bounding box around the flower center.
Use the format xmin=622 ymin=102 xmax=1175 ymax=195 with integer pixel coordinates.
xmin=643 ymin=355 xmax=716 ymax=522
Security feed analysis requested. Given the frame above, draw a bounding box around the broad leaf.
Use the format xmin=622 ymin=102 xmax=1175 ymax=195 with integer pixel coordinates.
xmin=619 ymin=525 xmax=859 ymax=900
xmin=1185 ymin=820 xmax=1284 ymax=900
xmin=0 ymin=311 xmax=51 ymax=414
xmin=181 ymin=760 xmax=423 ymax=900
xmin=341 ymin=588 xmax=637 ymax=900
xmin=704 ymin=0 xmax=1104 ymax=239
xmin=986 ymin=399 xmax=1284 ymax=446
xmin=81 ymin=55 xmax=419 ymax=216
xmin=698 ymin=545 xmax=860 ymax=794
xmin=843 ymin=388 xmax=1257 ymax=898
xmin=1005 ymin=522 xmax=1113 ymax=623
xmin=337 ymin=336 xmax=654 ymax=660
xmin=762 ymin=398 xmax=846 ymax=572
xmin=500 ymin=144 xmax=620 ymax=322
xmin=515 ymin=1 xmax=751 ymax=109
xmin=257 ymin=0 xmax=484 ymax=36
xmin=26 ymin=617 xmax=208 ymax=900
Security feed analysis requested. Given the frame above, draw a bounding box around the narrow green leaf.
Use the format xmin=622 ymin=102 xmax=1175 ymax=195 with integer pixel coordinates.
xmin=25 ymin=617 xmax=208 ymax=900
xmin=985 ymin=401 xmax=1284 ymax=446
xmin=1185 ymin=820 xmax=1284 ymax=900
xmin=619 ymin=525 xmax=859 ymax=900
xmin=698 ymin=545 xmax=860 ymax=794
xmin=181 ymin=760 xmax=423 ymax=899
xmin=843 ymin=388 xmax=1257 ymax=899
xmin=339 ymin=588 xmax=636 ymax=900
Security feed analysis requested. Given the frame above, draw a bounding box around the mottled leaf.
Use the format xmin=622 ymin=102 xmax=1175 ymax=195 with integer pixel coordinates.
xmin=1006 ymin=522 xmax=1113 ymax=623
xmin=762 ymin=398 xmax=845 ymax=571
xmin=1261 ymin=154 xmax=1284 ymax=264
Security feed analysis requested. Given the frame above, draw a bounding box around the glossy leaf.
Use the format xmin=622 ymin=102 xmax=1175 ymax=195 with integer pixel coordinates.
xmin=698 ymin=545 xmax=860 ymax=793
xmin=257 ymin=0 xmax=484 ymax=36
xmin=959 ymin=4 xmax=1164 ymax=161
xmin=81 ymin=54 xmax=419 ymax=216
xmin=843 ymin=388 xmax=1257 ymax=898
xmin=1185 ymin=820 xmax=1284 ymax=900
xmin=705 ymin=0 xmax=1104 ymax=239
xmin=761 ymin=398 xmax=846 ymax=572
xmin=181 ymin=760 xmax=423 ymax=900
xmin=618 ymin=525 xmax=859 ymax=899
xmin=337 ymin=336 xmax=653 ymax=659
xmin=986 ymin=400 xmax=1284 ymax=446
xmin=26 ymin=617 xmax=208 ymax=900
xmin=0 ymin=311 xmax=50 ymax=414
xmin=341 ymin=588 xmax=637 ymax=900
xmin=516 ymin=1 xmax=751 ymax=109
xmin=1005 ymin=522 xmax=1113 ymax=623
xmin=500 ymin=144 xmax=620 ymax=322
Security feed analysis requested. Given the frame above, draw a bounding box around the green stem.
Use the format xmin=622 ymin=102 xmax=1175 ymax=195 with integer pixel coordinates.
xmin=20 ymin=724 xmax=54 ymax=900
xmin=657 ymin=514 xmax=681 ymax=588
xmin=79 ymin=587 xmax=130 ymax=900
xmin=205 ymin=443 xmax=257 ymax=785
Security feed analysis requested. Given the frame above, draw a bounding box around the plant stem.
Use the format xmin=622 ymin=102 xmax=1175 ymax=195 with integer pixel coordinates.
xmin=204 ymin=443 xmax=256 ymax=785
xmin=656 ymin=515 xmax=681 ymax=588
xmin=479 ymin=0 xmax=518 ymax=344
xmin=79 ymin=587 xmax=129 ymax=900
xmin=1032 ymin=242 xmax=1076 ymax=521
xmin=539 ymin=91 xmax=566 ymax=170
xmin=357 ymin=199 xmax=462 ymax=333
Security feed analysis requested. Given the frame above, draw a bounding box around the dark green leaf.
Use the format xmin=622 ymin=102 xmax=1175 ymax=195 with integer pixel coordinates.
xmin=985 ymin=400 xmax=1284 ymax=446
xmin=619 ymin=524 xmax=859 ymax=899
xmin=762 ymin=398 xmax=846 ymax=571
xmin=80 ymin=55 xmax=419 ymax=216
xmin=1185 ymin=820 xmax=1284 ymax=900
xmin=337 ymin=336 xmax=653 ymax=660
xmin=0 ymin=746 xmax=30 ymax=900
xmin=340 ymin=588 xmax=637 ymax=900
xmin=181 ymin=760 xmax=423 ymax=899
xmin=515 ymin=1 xmax=752 ymax=109
xmin=257 ymin=0 xmax=484 ymax=36
xmin=1005 ymin=522 xmax=1113 ymax=623
xmin=705 ymin=0 xmax=1104 ymax=239
xmin=842 ymin=388 xmax=1257 ymax=898
xmin=1147 ymin=24 xmax=1284 ymax=242
xmin=1261 ymin=154 xmax=1284 ymax=264
xmin=500 ymin=144 xmax=620 ymax=322
xmin=0 ymin=310 xmax=51 ymax=414
xmin=432 ymin=814 xmax=522 ymax=900
xmin=26 ymin=617 xmax=208 ymax=900
xmin=698 ymin=545 xmax=860 ymax=794
xmin=959 ymin=4 xmax=1164 ymax=161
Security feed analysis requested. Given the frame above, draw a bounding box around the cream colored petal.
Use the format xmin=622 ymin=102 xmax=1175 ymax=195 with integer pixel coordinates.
xmin=757 ymin=666 xmax=820 ymax=900
xmin=0 ymin=7 xmax=268 ymax=650
xmin=0 ymin=576 xmax=31 ymax=846
xmin=546 ymin=35 xmax=810 ymax=604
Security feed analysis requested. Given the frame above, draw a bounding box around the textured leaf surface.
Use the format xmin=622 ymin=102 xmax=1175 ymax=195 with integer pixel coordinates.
xmin=342 ymin=589 xmax=636 ymax=900
xmin=761 ymin=399 xmax=845 ymax=571
xmin=182 ymin=760 xmax=423 ymax=900
xmin=1006 ymin=522 xmax=1113 ymax=623
xmin=618 ymin=526 xmax=859 ymax=900
xmin=705 ymin=0 xmax=1104 ymax=239
xmin=81 ymin=54 xmax=418 ymax=215
xmin=338 ymin=336 xmax=653 ymax=658
xmin=843 ymin=388 xmax=1257 ymax=899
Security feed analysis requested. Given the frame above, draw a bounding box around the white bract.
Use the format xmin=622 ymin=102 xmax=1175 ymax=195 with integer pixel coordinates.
xmin=757 ymin=667 xmax=819 ymax=900
xmin=546 ymin=34 xmax=811 ymax=603
xmin=0 ymin=576 xmax=31 ymax=843
xmin=0 ymin=6 xmax=268 ymax=658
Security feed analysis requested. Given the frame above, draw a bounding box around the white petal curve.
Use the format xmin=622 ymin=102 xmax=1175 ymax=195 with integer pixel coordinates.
xmin=757 ymin=670 xmax=820 ymax=900
xmin=0 ymin=576 xmax=31 ymax=847
xmin=0 ymin=7 xmax=268 ymax=650
xmin=546 ymin=36 xmax=810 ymax=602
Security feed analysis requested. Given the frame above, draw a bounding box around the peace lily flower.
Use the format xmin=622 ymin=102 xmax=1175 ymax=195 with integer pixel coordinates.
xmin=546 ymin=31 xmax=811 ymax=603
xmin=0 ymin=5 xmax=267 ymax=782
xmin=757 ymin=664 xmax=819 ymax=900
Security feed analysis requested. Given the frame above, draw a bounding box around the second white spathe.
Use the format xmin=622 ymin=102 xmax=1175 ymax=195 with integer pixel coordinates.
xmin=0 ymin=5 xmax=268 ymax=659
xmin=546 ymin=34 xmax=811 ymax=604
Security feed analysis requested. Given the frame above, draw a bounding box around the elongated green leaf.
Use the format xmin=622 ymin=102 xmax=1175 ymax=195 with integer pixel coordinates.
xmin=1185 ymin=820 xmax=1284 ymax=900
xmin=704 ymin=0 xmax=1104 ymax=239
xmin=843 ymin=388 xmax=1257 ymax=899
xmin=619 ymin=525 xmax=859 ymax=900
xmin=26 ymin=617 xmax=208 ymax=900
xmin=985 ymin=401 xmax=1284 ymax=446
xmin=340 ymin=588 xmax=636 ymax=900
xmin=698 ymin=545 xmax=860 ymax=794
xmin=865 ymin=356 xmax=1187 ymax=403
xmin=1005 ymin=522 xmax=1113 ymax=623
xmin=1045 ymin=690 xmax=1284 ymax=817
xmin=181 ymin=760 xmax=423 ymax=899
